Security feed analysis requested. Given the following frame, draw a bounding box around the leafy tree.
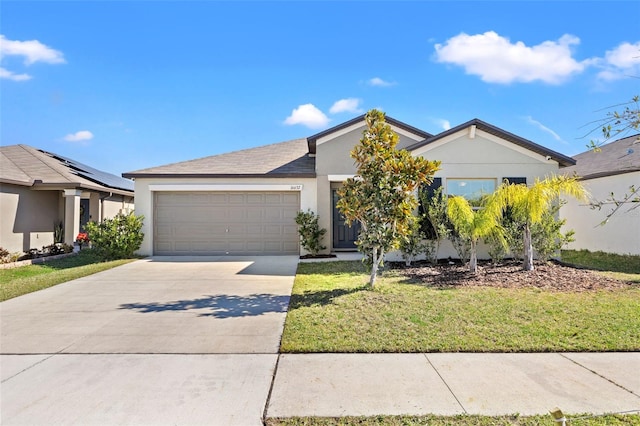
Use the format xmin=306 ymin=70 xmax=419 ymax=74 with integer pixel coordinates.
xmin=446 ymin=194 xmax=504 ymax=273
xmin=399 ymin=217 xmax=429 ymax=266
xmin=85 ymin=212 xmax=144 ymax=260
xmin=337 ymin=109 xmax=440 ymax=288
xmin=584 ymin=95 xmax=640 ymax=223
xmin=419 ymin=186 xmax=450 ymax=264
xmin=494 ymin=176 xmax=588 ymax=271
xmin=295 ymin=210 xmax=326 ymax=256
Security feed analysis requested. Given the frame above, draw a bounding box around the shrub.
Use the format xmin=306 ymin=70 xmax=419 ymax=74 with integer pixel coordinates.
xmin=419 ymin=187 xmax=450 ymax=264
xmin=0 ymin=247 xmax=9 ymax=263
xmin=85 ymin=212 xmax=144 ymax=260
xmin=294 ymin=210 xmax=326 ymax=256
xmin=531 ymin=202 xmax=575 ymax=261
xmin=399 ymin=218 xmax=429 ymax=266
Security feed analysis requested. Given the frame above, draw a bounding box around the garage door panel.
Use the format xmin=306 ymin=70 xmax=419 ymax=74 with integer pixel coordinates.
xmin=154 ymin=191 xmax=300 ymax=255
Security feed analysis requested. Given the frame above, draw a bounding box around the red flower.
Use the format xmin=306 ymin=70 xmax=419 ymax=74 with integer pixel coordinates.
xmin=76 ymin=233 xmax=90 ymax=243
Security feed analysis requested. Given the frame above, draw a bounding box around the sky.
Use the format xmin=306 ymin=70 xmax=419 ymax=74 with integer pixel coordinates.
xmin=1 ymin=1 xmax=639 ymax=176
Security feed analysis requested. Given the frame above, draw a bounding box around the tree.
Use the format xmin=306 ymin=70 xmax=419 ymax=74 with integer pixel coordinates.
xmin=446 ymin=194 xmax=504 ymax=273
xmin=419 ymin=186 xmax=451 ymax=264
xmin=584 ymin=96 xmax=640 ymax=223
xmin=494 ymin=176 xmax=588 ymax=271
xmin=337 ymin=110 xmax=440 ymax=288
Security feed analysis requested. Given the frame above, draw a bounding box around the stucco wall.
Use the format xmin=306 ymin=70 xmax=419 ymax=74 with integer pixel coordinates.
xmin=401 ymin=129 xmax=560 ymax=260
xmin=0 ymin=184 xmax=61 ymax=253
xmin=561 ymin=171 xmax=640 ymax=255
xmin=133 ymin=177 xmax=317 ymax=256
xmin=102 ymin=195 xmax=135 ymax=219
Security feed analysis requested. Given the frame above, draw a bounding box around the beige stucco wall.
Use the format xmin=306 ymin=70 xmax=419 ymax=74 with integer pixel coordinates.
xmin=102 ymin=195 xmax=135 ymax=219
xmin=561 ymin=171 xmax=640 ymax=255
xmin=132 ymin=177 xmax=317 ymax=256
xmin=399 ymin=129 xmax=560 ymax=260
xmin=0 ymin=184 xmax=61 ymax=253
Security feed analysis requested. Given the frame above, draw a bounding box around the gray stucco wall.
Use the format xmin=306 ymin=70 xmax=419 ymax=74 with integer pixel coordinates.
xmin=0 ymin=184 xmax=61 ymax=253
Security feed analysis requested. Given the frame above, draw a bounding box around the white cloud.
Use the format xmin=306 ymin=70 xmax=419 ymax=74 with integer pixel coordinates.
xmin=436 ymin=118 xmax=451 ymax=131
xmin=329 ymin=98 xmax=363 ymax=114
xmin=63 ymin=130 xmax=94 ymax=142
xmin=0 ymin=35 xmax=65 ymax=81
xmin=597 ymin=41 xmax=640 ymax=81
xmin=284 ymin=104 xmax=330 ymax=129
xmin=367 ymin=77 xmax=396 ymax=87
xmin=524 ymin=116 xmax=567 ymax=144
xmin=0 ymin=35 xmax=65 ymax=64
xmin=0 ymin=67 xmax=31 ymax=81
xmin=434 ymin=31 xmax=588 ymax=84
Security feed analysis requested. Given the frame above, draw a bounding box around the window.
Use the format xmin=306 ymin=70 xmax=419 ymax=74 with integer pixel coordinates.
xmin=447 ymin=178 xmax=496 ymax=205
xmin=503 ymin=177 xmax=527 ymax=185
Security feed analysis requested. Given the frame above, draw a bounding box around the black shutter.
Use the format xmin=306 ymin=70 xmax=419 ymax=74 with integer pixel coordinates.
xmin=418 ymin=178 xmax=442 ymax=215
xmin=503 ymin=177 xmax=527 ymax=185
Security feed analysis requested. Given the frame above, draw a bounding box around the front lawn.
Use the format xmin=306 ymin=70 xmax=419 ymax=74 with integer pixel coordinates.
xmin=280 ymin=261 xmax=640 ymax=353
xmin=0 ymin=250 xmax=136 ymax=301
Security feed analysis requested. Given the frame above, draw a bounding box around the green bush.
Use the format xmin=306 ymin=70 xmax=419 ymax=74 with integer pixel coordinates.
xmin=85 ymin=212 xmax=144 ymax=260
xmin=295 ymin=210 xmax=327 ymax=256
xmin=399 ymin=218 xmax=429 ymax=266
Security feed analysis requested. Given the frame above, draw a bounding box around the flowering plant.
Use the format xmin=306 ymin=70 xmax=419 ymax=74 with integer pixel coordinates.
xmin=76 ymin=232 xmax=90 ymax=244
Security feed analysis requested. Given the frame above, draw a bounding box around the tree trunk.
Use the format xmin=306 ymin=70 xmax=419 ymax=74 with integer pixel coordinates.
xmin=523 ymin=224 xmax=534 ymax=271
xmin=369 ymin=247 xmax=383 ymax=288
xmin=469 ymin=239 xmax=478 ymax=273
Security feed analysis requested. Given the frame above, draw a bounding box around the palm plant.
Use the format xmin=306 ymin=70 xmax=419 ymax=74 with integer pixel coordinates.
xmin=494 ymin=175 xmax=588 ymax=271
xmin=446 ymin=194 xmax=504 ymax=273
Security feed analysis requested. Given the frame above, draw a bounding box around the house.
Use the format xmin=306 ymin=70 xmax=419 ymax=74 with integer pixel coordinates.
xmin=124 ymin=114 xmax=575 ymax=258
xmin=0 ymin=145 xmax=135 ymax=254
xmin=561 ymin=134 xmax=640 ymax=255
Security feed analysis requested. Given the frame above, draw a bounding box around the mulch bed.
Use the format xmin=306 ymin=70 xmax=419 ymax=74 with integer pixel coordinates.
xmin=390 ymin=260 xmax=635 ymax=292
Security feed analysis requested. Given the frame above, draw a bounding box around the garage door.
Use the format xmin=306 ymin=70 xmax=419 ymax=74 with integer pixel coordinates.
xmin=154 ymin=191 xmax=300 ymax=255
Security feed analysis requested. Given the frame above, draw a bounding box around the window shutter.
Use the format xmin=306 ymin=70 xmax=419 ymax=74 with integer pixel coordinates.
xmin=503 ymin=177 xmax=527 ymax=185
xmin=418 ymin=177 xmax=442 ymax=215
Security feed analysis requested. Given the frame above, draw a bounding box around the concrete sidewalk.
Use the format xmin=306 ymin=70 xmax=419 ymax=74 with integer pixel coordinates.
xmin=267 ymin=352 xmax=640 ymax=418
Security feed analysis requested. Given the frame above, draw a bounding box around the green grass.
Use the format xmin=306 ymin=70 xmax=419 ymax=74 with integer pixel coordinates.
xmin=280 ymin=261 xmax=640 ymax=353
xmin=561 ymin=250 xmax=640 ymax=283
xmin=561 ymin=250 xmax=640 ymax=274
xmin=266 ymin=414 xmax=640 ymax=425
xmin=0 ymin=250 xmax=135 ymax=301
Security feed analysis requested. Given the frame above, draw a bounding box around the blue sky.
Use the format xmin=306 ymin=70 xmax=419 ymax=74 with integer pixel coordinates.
xmin=1 ymin=1 xmax=639 ymax=176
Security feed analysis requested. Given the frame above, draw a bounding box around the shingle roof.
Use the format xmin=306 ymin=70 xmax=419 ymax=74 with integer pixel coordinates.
xmin=563 ymin=134 xmax=640 ymax=180
xmin=0 ymin=144 xmax=134 ymax=194
xmin=406 ymin=118 xmax=576 ymax=167
xmin=123 ymin=138 xmax=315 ymax=178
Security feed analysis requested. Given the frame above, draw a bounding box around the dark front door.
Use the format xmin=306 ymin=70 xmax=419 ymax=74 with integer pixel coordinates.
xmin=80 ymin=199 xmax=90 ymax=232
xmin=332 ymin=190 xmax=360 ymax=249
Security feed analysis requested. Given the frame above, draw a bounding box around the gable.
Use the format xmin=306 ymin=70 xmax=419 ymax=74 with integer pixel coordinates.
xmin=411 ymin=127 xmax=558 ymax=166
xmin=312 ymin=117 xmax=429 ymax=176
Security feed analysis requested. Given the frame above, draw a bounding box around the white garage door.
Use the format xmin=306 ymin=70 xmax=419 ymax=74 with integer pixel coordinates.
xmin=154 ymin=191 xmax=300 ymax=255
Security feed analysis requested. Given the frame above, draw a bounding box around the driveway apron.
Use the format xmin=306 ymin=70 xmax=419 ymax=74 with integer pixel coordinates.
xmin=1 ymin=256 xmax=298 ymax=425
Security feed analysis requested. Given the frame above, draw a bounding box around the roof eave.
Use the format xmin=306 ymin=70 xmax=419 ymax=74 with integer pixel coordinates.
xmin=122 ymin=173 xmax=317 ymax=179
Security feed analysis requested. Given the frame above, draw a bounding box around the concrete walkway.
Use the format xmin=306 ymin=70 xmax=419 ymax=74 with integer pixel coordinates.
xmin=2 ymin=257 xmax=639 ymax=425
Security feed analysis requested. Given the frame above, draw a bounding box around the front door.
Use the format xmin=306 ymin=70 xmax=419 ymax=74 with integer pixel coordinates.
xmin=80 ymin=199 xmax=90 ymax=232
xmin=332 ymin=190 xmax=360 ymax=249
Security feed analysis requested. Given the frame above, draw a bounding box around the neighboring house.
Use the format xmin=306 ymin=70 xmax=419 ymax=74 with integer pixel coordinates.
xmin=561 ymin=134 xmax=640 ymax=255
xmin=124 ymin=114 xmax=575 ymax=258
xmin=1 ymin=145 xmax=135 ymax=254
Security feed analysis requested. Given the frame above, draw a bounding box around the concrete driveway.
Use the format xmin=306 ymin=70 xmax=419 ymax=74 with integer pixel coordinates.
xmin=1 ymin=256 xmax=298 ymax=425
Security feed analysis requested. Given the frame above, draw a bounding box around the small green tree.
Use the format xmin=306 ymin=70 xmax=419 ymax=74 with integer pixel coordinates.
xmin=85 ymin=212 xmax=144 ymax=260
xmin=337 ymin=109 xmax=440 ymax=288
xmin=531 ymin=202 xmax=575 ymax=261
xmin=446 ymin=195 xmax=504 ymax=273
xmin=419 ymin=186 xmax=450 ymax=264
xmin=494 ymin=176 xmax=588 ymax=271
xmin=295 ymin=210 xmax=326 ymax=256
xmin=399 ymin=217 xmax=429 ymax=266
